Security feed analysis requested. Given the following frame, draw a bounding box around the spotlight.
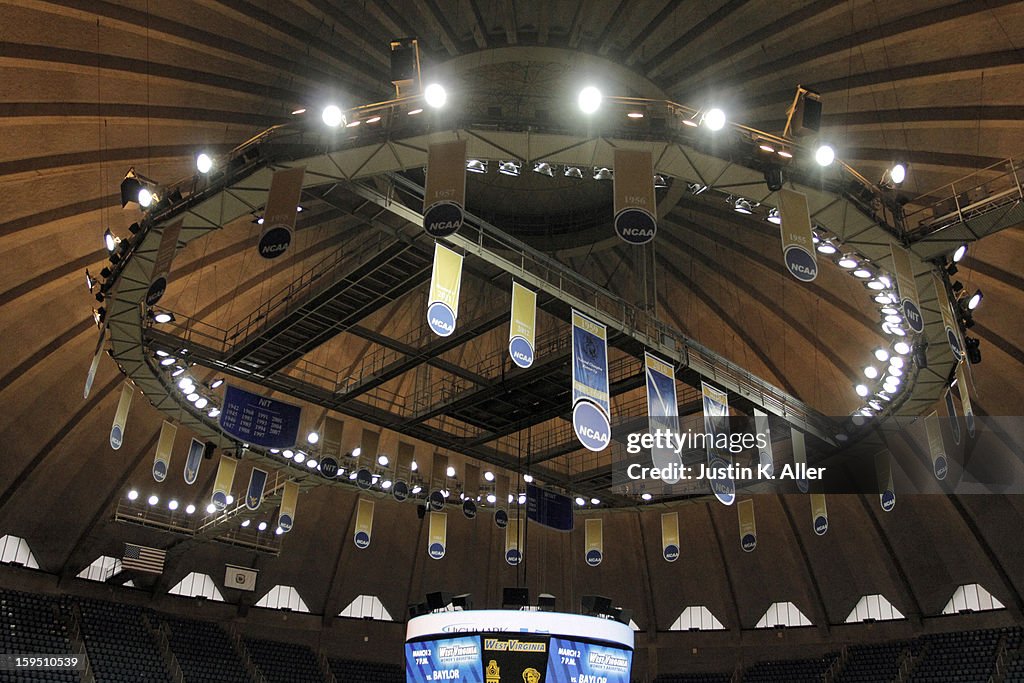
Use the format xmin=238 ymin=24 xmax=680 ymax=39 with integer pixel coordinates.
xmin=533 ymin=162 xmax=554 ymax=177
xmin=575 ymin=496 xmax=586 ymax=506
xmin=103 ymin=229 xmax=120 ymax=253
xmin=306 ymin=459 xmax=317 ymax=469
xmin=967 ymin=290 xmax=983 ymax=310
xmin=306 ymin=431 xmax=319 ymax=444
xmin=564 ymin=166 xmax=583 ymax=179
xmin=185 ymin=504 xmax=195 ymax=514
xmin=688 ymin=182 xmax=708 ymax=195
xmin=138 ymin=188 xmax=155 ymax=208
xmin=523 ymin=474 xmax=533 ymax=483
xmin=767 ymin=208 xmax=782 ymax=225
xmin=195 ymin=397 xmax=208 ymax=409
xmin=590 ymin=498 xmax=601 ymax=505
xmin=186 ymin=392 xmax=200 ymax=402
xmin=92 ymin=308 xmax=105 ymax=326
xmin=864 ymin=366 xmax=879 ymax=379
xmin=152 ymin=311 xmax=174 ymax=324
xmin=351 ymin=447 xmax=362 ymax=458
xmin=816 ymin=242 xmax=837 ymax=255
xmin=196 ymin=153 xmax=213 ymax=174
xmin=377 ymin=454 xmax=390 ymax=467
xmin=838 ymin=255 xmax=858 ymax=269
xmin=210 ymin=378 xmax=224 ymax=389
xmin=407 ymin=108 xmax=423 ymax=115
xmin=120 ymin=167 xmax=158 ymax=207
xmin=874 ymin=348 xmax=890 ymax=362
xmin=593 ymin=167 xmax=613 ymax=181
xmin=893 ymin=341 xmax=911 ymax=356
xmin=867 ymin=280 xmax=885 ymax=290
xmin=855 ymin=384 xmax=869 ymax=397
xmin=241 ymin=519 xmax=250 ymax=528
xmin=853 ymin=268 xmax=872 ymax=279
xmin=168 ymin=500 xmax=178 ymax=511
xmin=148 ymin=495 xmax=159 ymax=506
xmin=889 ymin=162 xmax=906 ymax=185
xmin=965 ymin=337 xmax=982 ymax=364
xmin=85 ymin=269 xmax=96 ymax=291
xmin=322 ymin=104 xmax=344 ymax=127
xmin=498 ymin=160 xmax=521 ymax=176
xmin=654 ymin=174 xmax=668 ymax=189
xmin=815 ymin=144 xmax=835 ymax=167
xmin=641 ymin=492 xmax=652 ymax=501
xmin=293 ymin=451 xmax=306 ymax=464
xmin=733 ymin=197 xmax=753 ymax=214
xmin=257 ymin=521 xmax=268 ymax=531
xmin=486 ymin=493 xmax=497 ymax=504
xmin=466 ymin=159 xmax=487 ymax=174
xmin=484 ymin=471 xmax=495 ymax=482
xmin=953 ymin=244 xmax=967 ymax=263
xmin=424 ymin=83 xmax=447 ymax=108
xmin=128 ymin=489 xmax=139 ymax=501
xmin=703 ymin=107 xmax=726 ymax=131
xmin=627 ymin=111 xmax=644 ymax=119
xmin=446 ymin=466 xmax=456 ymax=478
xmin=410 ymin=460 xmax=417 ymax=471
xmin=763 ymin=167 xmax=784 ymax=192
xmin=578 ymin=86 xmax=602 ymax=114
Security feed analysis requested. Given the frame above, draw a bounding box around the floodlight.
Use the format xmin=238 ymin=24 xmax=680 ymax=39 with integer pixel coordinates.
xmin=578 ymin=86 xmax=602 ymax=114
xmin=424 ymin=83 xmax=447 ymax=108
xmin=196 ymin=153 xmax=213 ymax=174
xmin=322 ymin=105 xmax=344 ymax=127
xmin=703 ymin=107 xmax=726 ymax=131
xmin=815 ymin=144 xmax=835 ymax=167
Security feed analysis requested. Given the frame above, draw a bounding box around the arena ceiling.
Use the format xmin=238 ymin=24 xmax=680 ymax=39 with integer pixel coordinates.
xmin=0 ymin=0 xmax=1022 ymax=620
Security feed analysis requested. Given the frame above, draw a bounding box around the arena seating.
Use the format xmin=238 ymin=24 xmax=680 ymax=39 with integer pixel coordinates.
xmin=328 ymin=656 xmax=404 ymax=682
xmin=742 ymin=654 xmax=836 ymax=682
xmin=836 ymin=640 xmax=911 ymax=682
xmin=908 ymin=628 xmax=1000 ymax=682
xmin=243 ymin=636 xmax=323 ymax=683
xmin=0 ymin=590 xmax=78 ymax=683
xmin=654 ymin=673 xmax=731 ymax=683
xmin=163 ymin=616 xmax=248 ymax=683
xmin=75 ymin=597 xmax=172 ymax=683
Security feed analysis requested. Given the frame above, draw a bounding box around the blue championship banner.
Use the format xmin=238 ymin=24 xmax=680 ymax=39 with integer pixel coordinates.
xmin=184 ymin=437 xmax=204 ymax=485
xmin=110 ymin=382 xmax=133 ymax=450
xmin=279 ymin=480 xmax=298 ymax=532
xmin=422 ymin=140 xmax=467 ymax=238
xmin=811 ymin=493 xmax=828 ymax=535
xmin=509 ymin=281 xmax=537 ymax=368
xmin=777 ymin=188 xmax=817 ymax=281
xmin=585 ymin=518 xmax=603 ymax=567
xmin=211 ymin=455 xmax=237 ymax=509
xmin=925 ymin=411 xmax=948 ymax=480
xmin=738 ymin=499 xmax=756 ymax=552
xmin=354 ymin=498 xmax=374 ymax=549
xmin=612 ymin=148 xmax=656 ymax=244
xmin=546 ymin=637 xmax=632 ymax=683
xmin=427 ymin=243 xmax=464 ymax=337
xmin=219 ymin=384 xmax=302 ymax=450
xmin=661 ymin=512 xmax=680 ymax=562
xmin=572 ymin=310 xmax=611 ymax=452
xmin=645 ymin=352 xmax=682 ymax=482
xmin=246 ymin=468 xmax=267 ymax=510
xmin=526 ymin=484 xmax=574 ymax=531
xmin=956 ymin=362 xmax=976 ymax=438
xmin=933 ymin=272 xmax=964 ymax=362
xmin=428 ymin=512 xmax=447 ymax=560
xmin=406 ymin=637 xmax=483 ymax=683
xmin=701 ymin=381 xmax=735 ymax=505
xmin=890 ymin=241 xmax=925 ymax=334
xmin=153 ymin=420 xmax=176 ymax=482
xmin=753 ymin=408 xmax=774 ymax=477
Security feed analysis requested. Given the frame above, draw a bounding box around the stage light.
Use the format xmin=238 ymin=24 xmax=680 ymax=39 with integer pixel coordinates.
xmin=138 ymin=188 xmax=154 ymax=208
xmin=185 ymin=504 xmax=195 ymax=514
xmin=889 ymin=163 xmax=906 ymax=185
xmin=424 ymin=83 xmax=447 ymax=108
xmin=446 ymin=466 xmax=456 ymax=478
xmin=889 ymin=366 xmax=903 ymax=377
xmin=306 ymin=459 xmax=317 ymax=469
xmin=378 ymin=454 xmax=390 ymax=467
xmin=499 ymin=161 xmax=521 ymax=176
xmin=967 ymin=290 xmax=983 ymax=310
xmin=733 ymin=197 xmax=753 ymax=214
xmin=104 ymin=229 xmax=120 ymax=252
xmin=128 ymin=489 xmax=138 ymax=501
xmin=767 ymin=208 xmax=782 ymax=225
xmin=196 ymin=153 xmax=213 ymax=174
xmin=178 ymin=377 xmax=194 ymax=391
xmin=306 ymin=430 xmax=319 ymax=444
xmin=965 ymin=337 xmax=982 ymax=364
xmin=703 ymin=107 xmax=726 ymax=131
xmin=153 ymin=311 xmax=174 ymax=324
xmin=890 ymin=356 xmax=905 ymax=369
xmin=484 ymin=471 xmax=495 ymax=482
xmin=408 ymin=108 xmax=423 ymax=115
xmin=575 ymin=496 xmax=586 ymax=506
xmin=282 ymin=449 xmax=294 ymax=459
xmin=874 ymin=348 xmax=890 ymax=362
xmin=953 ymin=244 xmax=967 ymax=262
xmin=486 ymin=493 xmax=496 ymax=504
xmin=578 ymin=86 xmax=602 ymax=114
xmin=410 ymin=460 xmax=417 ymax=471
xmin=412 ymin=485 xmax=423 ymax=494
xmin=210 ymin=378 xmax=224 ymax=389
xmin=194 ymin=397 xmax=208 ymax=409
xmin=864 ymin=366 xmax=879 ymax=379
xmin=874 ymin=294 xmax=894 ymax=305
xmin=641 ymin=492 xmax=652 ymax=501
xmin=517 ymin=493 xmax=526 ymax=504
xmin=466 ymin=159 xmax=487 ymax=173
xmin=853 ymin=268 xmax=872 ymax=279
xmin=322 ymin=104 xmax=344 ymax=127
xmin=257 ymin=521 xmax=267 ymax=531
xmin=241 ymin=519 xmax=250 ymax=527
xmin=855 ymin=384 xmax=869 ymax=397
xmin=275 ymin=526 xmax=284 ymax=535
xmin=160 ymin=357 xmax=177 ymax=367
xmin=186 ymin=392 xmax=200 ymax=402
xmin=593 ymin=167 xmax=613 ymax=181
xmin=893 ymin=341 xmax=911 ymax=355
xmin=523 ymin=474 xmax=533 ymax=483
xmin=815 ymin=144 xmax=835 ymax=167
xmin=867 ymin=280 xmax=885 ymax=290
xmin=349 ymin=471 xmax=358 ymax=480
xmin=148 ymin=495 xmax=159 ymax=506
xmin=293 ymin=451 xmax=306 ymax=464
xmin=838 ymin=255 xmax=858 ymax=269
xmin=351 ymin=446 xmax=362 ymax=458
xmin=533 ymin=162 xmax=554 ymax=177
xmin=885 ymin=315 xmax=902 ymax=324
xmin=93 ymin=308 xmax=105 ymax=326
xmin=764 ymin=166 xmax=784 ymax=192
xmin=168 ymin=500 xmax=178 ymax=511
xmin=564 ymin=166 xmax=583 ymax=179
xmin=816 ymin=242 xmax=836 ymax=254
xmin=590 ymin=498 xmax=601 ymax=505
xmin=381 ymin=479 xmax=392 ymax=489
xmin=654 ymin=174 xmax=668 ymax=189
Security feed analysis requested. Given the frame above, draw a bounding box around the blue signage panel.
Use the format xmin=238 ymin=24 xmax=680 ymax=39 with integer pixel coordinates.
xmin=526 ymin=484 xmax=574 ymax=531
xmin=545 ymin=637 xmax=632 ymax=683
xmin=218 ymin=385 xmax=301 ymax=449
xmin=406 ymin=637 xmax=483 ymax=683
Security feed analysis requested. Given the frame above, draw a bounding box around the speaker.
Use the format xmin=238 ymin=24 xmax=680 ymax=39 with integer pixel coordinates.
xmin=390 ymin=38 xmax=419 ymax=84
xmin=764 ymin=167 xmax=784 ymax=192
xmin=203 ymin=441 xmax=217 ymax=460
xmin=581 ymin=595 xmax=612 ymax=616
xmin=913 ymin=343 xmax=928 ymax=370
xmin=537 ymin=594 xmax=556 ymax=612
xmin=417 ymin=504 xmax=427 ymax=520
xmin=791 ymin=89 xmax=822 ymax=137
xmin=426 ymin=592 xmax=453 ymax=611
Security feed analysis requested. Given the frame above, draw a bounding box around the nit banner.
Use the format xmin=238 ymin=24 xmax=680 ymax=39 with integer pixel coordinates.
xmin=890 ymin=242 xmax=925 ymax=333
xmin=571 ymin=310 xmax=611 ymax=452
xmin=427 ymin=243 xmax=464 ymax=337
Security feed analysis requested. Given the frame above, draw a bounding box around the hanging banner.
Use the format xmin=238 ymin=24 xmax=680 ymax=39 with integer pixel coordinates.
xmin=84 ymin=324 xmax=106 ymax=400
xmin=320 ymin=416 xmax=344 ymax=459
xmin=791 ymin=427 xmax=809 ymax=493
xmin=612 ymin=148 xmax=656 ymax=244
xmin=738 ymin=499 xmax=756 ymax=552
xmin=572 ymin=310 xmax=611 ymax=452
xmin=811 ymin=493 xmax=828 ymax=536
xmin=753 ymin=408 xmax=774 ymax=477
xmin=354 ymin=498 xmax=375 ymax=549
xmin=890 ymin=242 xmax=924 ymax=333
xmin=505 ymin=515 xmax=523 ymax=566
xmin=495 ymin=474 xmax=509 ymax=529
xmin=110 ymin=382 xmax=133 ymax=450
xmin=246 ymin=468 xmax=268 ymax=510
xmin=422 ymin=140 xmax=467 ymax=237
xmin=876 ymin=449 xmax=896 ymax=512
xmin=428 ymin=511 xmax=447 ymax=560
xmin=211 ymin=455 xmax=238 ymax=509
xmin=777 ymin=188 xmax=817 ymax=282
xmin=702 ymin=381 xmax=735 ymax=505
xmin=932 ymin=272 xmax=964 ymax=362
xmin=956 ymin=362 xmax=976 ymax=438
xmin=645 ymin=352 xmax=681 ymax=483
xmin=925 ymin=411 xmax=948 ymax=480
xmin=508 ymin=281 xmax=537 ymax=368
xmin=427 ymin=243 xmax=464 ymax=337
xmin=944 ymin=388 xmax=962 ymax=446
xmin=184 ymin=437 xmax=204 ymax=485
xmin=585 ymin=518 xmax=603 ymax=567
xmin=152 ymin=420 xmax=176 ymax=483
xmin=661 ymin=512 xmax=680 ymax=562
xmin=146 ymin=220 xmax=182 ymax=306
xmin=259 ymin=166 xmax=304 ymax=259
xmin=525 ymin=484 xmax=573 ymax=531
xmin=219 ymin=384 xmax=302 ymax=449
xmin=279 ymin=480 xmax=299 ymax=532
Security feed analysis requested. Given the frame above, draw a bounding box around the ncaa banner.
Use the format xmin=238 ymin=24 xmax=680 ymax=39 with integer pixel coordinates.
xmin=211 ymin=455 xmax=238 ymax=510
xmin=956 ymin=362 xmax=976 ymax=438
xmin=505 ymin=515 xmax=524 ymax=566
xmin=645 ymin=353 xmax=681 ymax=483
xmin=777 ymin=188 xmax=817 ymax=282
xmin=422 ymin=140 xmax=467 ymax=237
xmin=612 ymin=149 xmax=656 ymax=244
xmin=702 ymin=381 xmax=735 ymax=505
xmin=279 ymin=480 xmax=299 ymax=532
xmin=811 ymin=493 xmax=828 ymax=535
xmin=427 ymin=243 xmax=464 ymax=337
xmin=738 ymin=499 xmax=756 ymax=552
xmin=890 ymin=242 xmax=924 ymax=333
xmin=245 ymin=468 xmax=268 ymax=510
xmin=428 ymin=512 xmax=447 ymax=560
xmin=110 ymin=382 xmax=134 ymax=450
xmin=753 ymin=408 xmax=774 ymax=477
xmin=791 ymin=427 xmax=809 ymax=493
xmin=661 ymin=512 xmax=680 ymax=562
xmin=146 ymin=219 xmax=182 ymax=307
xmin=152 ymin=420 xmax=176 ymax=483
xmin=508 ymin=281 xmax=537 ymax=368
xmin=944 ymin=388 xmax=962 ymax=446
xmin=585 ymin=518 xmax=603 ymax=567
xmin=925 ymin=411 xmax=948 ymax=480
xmin=354 ymin=498 xmax=374 ymax=549
xmin=876 ymin=449 xmax=896 ymax=512
xmin=259 ymin=166 xmax=304 ymax=259
xmin=932 ymin=272 xmax=964 ymax=362
xmin=184 ymin=437 xmax=205 ymax=485
xmin=572 ymin=310 xmax=611 ymax=452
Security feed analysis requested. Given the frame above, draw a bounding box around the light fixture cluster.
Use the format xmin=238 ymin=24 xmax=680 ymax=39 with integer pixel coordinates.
xmin=126 ymin=489 xmax=197 ymax=515
xmin=163 ymin=367 xmax=223 ymax=418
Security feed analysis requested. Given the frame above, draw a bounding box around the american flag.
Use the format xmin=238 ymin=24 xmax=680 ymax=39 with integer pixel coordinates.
xmin=122 ymin=543 xmax=166 ymax=574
